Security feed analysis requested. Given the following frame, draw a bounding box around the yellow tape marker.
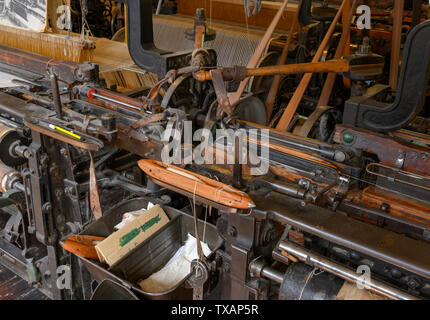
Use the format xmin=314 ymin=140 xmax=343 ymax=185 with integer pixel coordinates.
xmin=49 ymin=124 xmax=83 ymax=141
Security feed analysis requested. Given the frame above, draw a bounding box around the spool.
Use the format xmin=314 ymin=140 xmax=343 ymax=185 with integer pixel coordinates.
xmin=0 ymin=122 xmax=27 ymax=166
xmin=0 ymin=161 xmax=21 ymax=193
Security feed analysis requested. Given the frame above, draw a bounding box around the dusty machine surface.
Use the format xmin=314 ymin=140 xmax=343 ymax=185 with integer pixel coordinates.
xmin=0 ymin=0 xmax=429 ymax=301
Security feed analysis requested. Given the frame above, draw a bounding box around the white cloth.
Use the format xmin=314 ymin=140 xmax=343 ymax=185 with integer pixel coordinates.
xmin=139 ymin=233 xmax=211 ymax=293
xmin=114 ymin=202 xmax=154 ymax=230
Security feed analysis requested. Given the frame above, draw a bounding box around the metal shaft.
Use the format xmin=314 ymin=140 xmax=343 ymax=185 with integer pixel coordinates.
xmin=50 ymin=73 xmax=63 ymax=119
xmin=261 ymin=267 xmax=284 ymax=284
xmin=92 ymin=92 xmax=141 ymax=111
xmin=278 ymin=241 xmax=419 ymax=300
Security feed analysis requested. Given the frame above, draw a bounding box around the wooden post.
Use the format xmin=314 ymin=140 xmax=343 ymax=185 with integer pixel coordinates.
xmin=390 ymin=0 xmax=404 ymax=91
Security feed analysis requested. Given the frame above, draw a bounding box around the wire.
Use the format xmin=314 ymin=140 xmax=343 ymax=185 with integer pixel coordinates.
xmin=203 ymin=205 xmax=208 ymax=242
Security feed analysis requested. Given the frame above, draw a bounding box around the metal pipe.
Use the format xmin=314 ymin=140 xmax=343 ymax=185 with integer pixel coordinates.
xmin=253 ymin=177 xmax=306 ymax=199
xmin=261 ymin=267 xmax=284 ymax=284
xmin=91 ymin=93 xmax=141 ymax=111
xmin=249 ymin=257 xmax=284 ymax=284
xmin=278 ymin=241 xmax=419 ymax=300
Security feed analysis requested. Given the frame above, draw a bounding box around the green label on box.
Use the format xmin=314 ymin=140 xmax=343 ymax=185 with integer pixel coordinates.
xmin=119 ymin=215 xmax=162 ymax=247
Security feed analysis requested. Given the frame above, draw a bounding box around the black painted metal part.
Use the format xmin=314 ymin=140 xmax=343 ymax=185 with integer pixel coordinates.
xmin=343 ymin=20 xmax=430 ymax=132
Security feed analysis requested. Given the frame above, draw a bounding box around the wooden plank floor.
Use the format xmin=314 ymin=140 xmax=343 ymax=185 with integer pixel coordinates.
xmin=0 ymin=264 xmax=50 ymax=300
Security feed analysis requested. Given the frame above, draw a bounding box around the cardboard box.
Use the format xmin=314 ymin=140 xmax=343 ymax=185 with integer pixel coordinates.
xmin=95 ymin=204 xmax=170 ymax=266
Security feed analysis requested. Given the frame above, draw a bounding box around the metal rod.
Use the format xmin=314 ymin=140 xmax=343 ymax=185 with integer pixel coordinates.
xmin=92 ymin=92 xmax=141 ymax=111
xmin=260 ymin=266 xmax=284 ymax=284
xmin=50 ymin=73 xmax=63 ymax=119
xmin=249 ymin=257 xmax=284 ymax=283
xmin=278 ymin=241 xmax=419 ymax=300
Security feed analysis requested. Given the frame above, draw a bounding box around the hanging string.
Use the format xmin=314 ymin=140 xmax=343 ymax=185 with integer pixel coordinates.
xmin=202 ymin=205 xmax=208 ymax=242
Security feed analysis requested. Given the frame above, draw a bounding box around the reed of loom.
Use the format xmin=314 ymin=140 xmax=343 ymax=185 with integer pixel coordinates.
xmin=0 ymin=25 xmax=96 ymax=63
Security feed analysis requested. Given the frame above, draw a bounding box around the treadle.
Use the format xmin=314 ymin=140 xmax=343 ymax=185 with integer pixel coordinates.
xmin=251 ymin=190 xmax=430 ymax=279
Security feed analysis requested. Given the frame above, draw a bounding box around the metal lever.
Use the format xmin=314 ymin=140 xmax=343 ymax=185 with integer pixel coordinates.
xmin=188 ymin=259 xmax=209 ymax=300
xmin=50 ymin=73 xmax=63 ymax=120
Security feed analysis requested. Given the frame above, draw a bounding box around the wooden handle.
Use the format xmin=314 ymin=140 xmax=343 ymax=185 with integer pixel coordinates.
xmin=246 ymin=59 xmax=350 ymax=77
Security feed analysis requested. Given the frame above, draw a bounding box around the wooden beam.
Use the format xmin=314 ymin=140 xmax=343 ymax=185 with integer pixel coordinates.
xmin=389 ymin=0 xmax=404 ymax=90
xmin=177 ymin=0 xmax=298 ymax=31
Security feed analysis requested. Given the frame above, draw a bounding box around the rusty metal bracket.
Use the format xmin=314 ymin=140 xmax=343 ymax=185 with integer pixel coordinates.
xmin=187 ymin=259 xmax=209 ymax=300
xmin=210 ymin=69 xmax=233 ymax=121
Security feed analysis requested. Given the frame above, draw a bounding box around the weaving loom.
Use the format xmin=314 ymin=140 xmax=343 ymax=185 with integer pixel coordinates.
xmin=90 ymin=13 xmax=285 ymax=90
